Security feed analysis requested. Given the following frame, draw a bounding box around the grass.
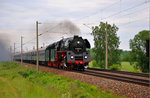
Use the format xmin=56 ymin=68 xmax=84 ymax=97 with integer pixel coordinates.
xmin=89 ymin=60 xmax=141 ymax=72
xmin=120 ymin=61 xmax=141 ymax=72
xmin=88 ymin=60 xmax=101 ymax=69
xmin=0 ymin=62 xmax=58 ymax=98
xmin=0 ymin=62 xmax=123 ymax=98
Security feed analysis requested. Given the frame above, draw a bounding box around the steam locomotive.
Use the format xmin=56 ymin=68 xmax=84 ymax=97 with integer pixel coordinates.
xmin=14 ymin=35 xmax=91 ymax=70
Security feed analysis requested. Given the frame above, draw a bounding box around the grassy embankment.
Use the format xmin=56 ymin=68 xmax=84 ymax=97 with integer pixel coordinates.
xmin=0 ymin=62 xmax=122 ymax=98
xmin=89 ymin=61 xmax=141 ymax=72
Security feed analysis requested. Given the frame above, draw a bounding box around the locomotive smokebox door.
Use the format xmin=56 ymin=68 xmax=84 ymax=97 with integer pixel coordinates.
xmin=66 ymin=51 xmax=91 ymax=63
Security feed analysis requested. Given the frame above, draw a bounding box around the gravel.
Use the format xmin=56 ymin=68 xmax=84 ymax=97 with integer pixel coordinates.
xmin=21 ymin=62 xmax=150 ymax=98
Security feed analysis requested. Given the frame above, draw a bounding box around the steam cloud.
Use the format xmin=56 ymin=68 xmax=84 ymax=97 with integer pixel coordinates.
xmin=0 ymin=20 xmax=81 ymax=61
xmin=40 ymin=20 xmax=81 ymax=39
xmin=0 ymin=40 xmax=10 ymax=62
xmin=25 ymin=19 xmax=81 ymax=49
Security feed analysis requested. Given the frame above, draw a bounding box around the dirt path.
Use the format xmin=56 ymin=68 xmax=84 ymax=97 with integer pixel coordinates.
xmin=0 ymin=77 xmax=19 ymax=98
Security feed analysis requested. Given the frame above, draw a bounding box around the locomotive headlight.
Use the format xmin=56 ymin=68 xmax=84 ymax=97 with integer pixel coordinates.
xmin=84 ymin=55 xmax=88 ymax=59
xmin=70 ymin=55 xmax=74 ymax=59
xmin=77 ymin=41 xmax=80 ymax=44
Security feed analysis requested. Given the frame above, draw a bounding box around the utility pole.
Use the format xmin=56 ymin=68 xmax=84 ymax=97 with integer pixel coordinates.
xmin=36 ymin=21 xmax=39 ymax=71
xmin=10 ymin=46 xmax=12 ymax=61
xmin=149 ymin=2 xmax=150 ymax=31
xmin=43 ymin=43 xmax=45 ymax=47
xmin=21 ymin=36 xmax=23 ymax=66
xmin=105 ymin=22 xmax=108 ymax=69
xmin=148 ymin=4 xmax=150 ymax=72
xmin=14 ymin=43 xmax=15 ymax=61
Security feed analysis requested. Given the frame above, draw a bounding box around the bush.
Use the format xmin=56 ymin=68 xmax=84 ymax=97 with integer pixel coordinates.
xmin=18 ymin=68 xmax=35 ymax=78
xmin=92 ymin=60 xmax=98 ymax=66
xmin=109 ymin=64 xmax=121 ymax=71
xmin=89 ymin=60 xmax=101 ymax=68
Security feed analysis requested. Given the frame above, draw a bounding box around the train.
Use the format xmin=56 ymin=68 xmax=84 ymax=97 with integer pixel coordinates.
xmin=14 ymin=35 xmax=91 ymax=70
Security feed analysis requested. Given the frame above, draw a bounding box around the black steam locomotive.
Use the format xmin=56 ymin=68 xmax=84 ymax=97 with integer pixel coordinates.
xmin=14 ymin=35 xmax=91 ymax=70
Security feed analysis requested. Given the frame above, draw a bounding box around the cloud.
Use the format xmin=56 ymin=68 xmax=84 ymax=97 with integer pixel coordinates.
xmin=0 ymin=0 xmax=149 ymax=51
xmin=45 ymin=0 xmax=110 ymax=12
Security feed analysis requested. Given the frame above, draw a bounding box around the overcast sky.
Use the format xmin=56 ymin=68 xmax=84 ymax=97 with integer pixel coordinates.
xmin=0 ymin=0 xmax=149 ymax=53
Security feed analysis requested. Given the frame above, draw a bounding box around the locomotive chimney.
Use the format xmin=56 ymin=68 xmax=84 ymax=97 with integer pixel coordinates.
xmin=74 ymin=35 xmax=78 ymax=39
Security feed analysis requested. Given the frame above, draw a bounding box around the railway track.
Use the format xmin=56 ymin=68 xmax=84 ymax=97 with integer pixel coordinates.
xmin=69 ymin=67 xmax=150 ymax=87
xmin=82 ymin=70 xmax=150 ymax=86
xmin=79 ymin=68 xmax=150 ymax=87
xmin=87 ymin=67 xmax=149 ymax=78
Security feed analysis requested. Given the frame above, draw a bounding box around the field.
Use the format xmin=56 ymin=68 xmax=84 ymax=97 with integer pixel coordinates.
xmin=120 ymin=62 xmax=141 ymax=72
xmin=0 ymin=62 xmax=121 ymax=98
xmin=89 ymin=61 xmax=141 ymax=72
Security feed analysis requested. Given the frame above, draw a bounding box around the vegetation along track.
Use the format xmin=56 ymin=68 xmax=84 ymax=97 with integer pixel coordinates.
xmin=19 ymin=62 xmax=150 ymax=87
xmin=80 ymin=68 xmax=150 ymax=87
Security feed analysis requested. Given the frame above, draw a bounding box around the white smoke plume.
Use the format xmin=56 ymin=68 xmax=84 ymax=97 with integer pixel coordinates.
xmin=0 ymin=34 xmax=11 ymax=61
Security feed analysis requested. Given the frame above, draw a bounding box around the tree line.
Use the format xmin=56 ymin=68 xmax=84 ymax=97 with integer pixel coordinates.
xmin=91 ymin=22 xmax=149 ymax=73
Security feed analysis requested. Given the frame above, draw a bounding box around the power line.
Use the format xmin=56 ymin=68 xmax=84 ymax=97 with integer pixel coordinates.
xmin=111 ymin=6 xmax=149 ymax=24
xmin=101 ymin=1 xmax=150 ymax=21
xmin=78 ymin=0 xmax=149 ymax=25
xmin=76 ymin=0 xmax=121 ymax=21
xmin=39 ymin=23 xmax=60 ymax=36
xmin=116 ymin=6 xmax=149 ymax=18
xmin=82 ymin=1 xmax=149 ymax=26
xmin=84 ymin=16 xmax=149 ymax=28
xmin=76 ymin=0 xmax=149 ymax=22
xmin=23 ymin=38 xmax=36 ymax=45
xmin=118 ymin=16 xmax=149 ymax=26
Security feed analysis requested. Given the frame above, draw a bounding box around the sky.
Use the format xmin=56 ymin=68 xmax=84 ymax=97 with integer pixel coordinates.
xmin=0 ymin=0 xmax=149 ymax=53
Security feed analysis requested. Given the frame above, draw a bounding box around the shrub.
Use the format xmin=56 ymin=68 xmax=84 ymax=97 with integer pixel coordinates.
xmin=109 ymin=64 xmax=121 ymax=71
xmin=89 ymin=60 xmax=99 ymax=68
xmin=18 ymin=68 xmax=35 ymax=78
xmin=92 ymin=60 xmax=98 ymax=66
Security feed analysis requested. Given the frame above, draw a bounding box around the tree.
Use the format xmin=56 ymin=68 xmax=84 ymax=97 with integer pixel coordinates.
xmin=91 ymin=22 xmax=121 ymax=68
xmin=129 ymin=30 xmax=150 ymax=73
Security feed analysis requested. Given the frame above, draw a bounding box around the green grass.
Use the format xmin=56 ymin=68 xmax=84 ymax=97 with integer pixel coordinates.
xmin=121 ymin=62 xmax=135 ymax=72
xmin=0 ymin=62 xmax=58 ymax=98
xmin=0 ymin=62 xmax=123 ymax=98
xmin=120 ymin=61 xmax=141 ymax=72
xmin=89 ymin=60 xmax=101 ymax=69
xmin=89 ymin=60 xmax=141 ymax=73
